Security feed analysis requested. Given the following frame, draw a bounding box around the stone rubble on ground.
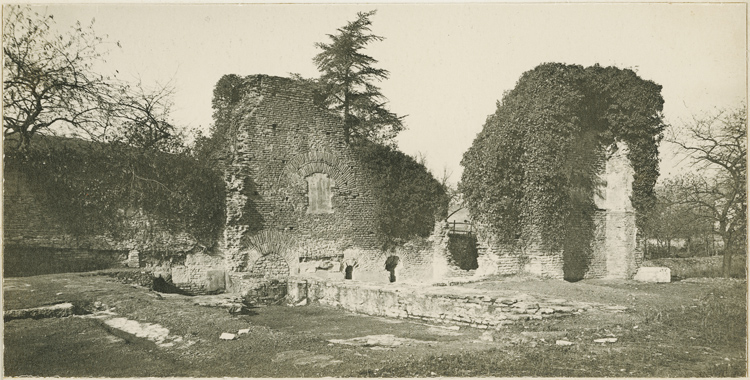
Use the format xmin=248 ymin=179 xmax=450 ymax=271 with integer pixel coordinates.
xmin=328 ymin=334 xmax=427 ymax=349
xmin=520 ymin=331 xmax=569 ymax=340
xmin=479 ymin=331 xmax=494 ymax=342
xmin=273 ymin=350 xmax=342 ymax=367
xmin=193 ymin=294 xmax=249 ymax=314
xmin=80 ymin=311 xmax=186 ymax=348
xmin=556 ymin=340 xmax=574 ymax=346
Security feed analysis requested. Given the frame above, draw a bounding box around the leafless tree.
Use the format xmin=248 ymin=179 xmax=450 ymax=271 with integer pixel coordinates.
xmin=109 ymin=80 xmax=183 ymax=152
xmin=669 ymin=107 xmax=747 ymax=277
xmin=3 ymin=5 xmax=179 ymax=153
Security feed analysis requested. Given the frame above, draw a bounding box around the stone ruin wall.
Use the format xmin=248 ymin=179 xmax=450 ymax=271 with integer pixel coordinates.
xmin=401 ymin=141 xmax=642 ymax=283
xmin=4 ymin=74 xmax=641 ymax=287
xmin=171 ymin=75 xmax=385 ymax=294
xmin=463 ymin=141 xmax=642 ymax=280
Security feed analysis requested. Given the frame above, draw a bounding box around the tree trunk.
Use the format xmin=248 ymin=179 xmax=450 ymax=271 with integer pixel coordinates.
xmin=667 ymin=240 xmax=672 ymax=258
xmin=722 ymin=248 xmax=733 ymax=278
xmin=18 ymin=132 xmax=32 ymax=155
xmin=711 ymin=232 xmax=716 ymax=256
xmin=719 ymin=221 xmax=733 ymax=277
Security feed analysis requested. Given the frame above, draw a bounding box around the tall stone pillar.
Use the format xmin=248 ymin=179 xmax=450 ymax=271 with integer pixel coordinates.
xmin=593 ymin=142 xmax=640 ymax=279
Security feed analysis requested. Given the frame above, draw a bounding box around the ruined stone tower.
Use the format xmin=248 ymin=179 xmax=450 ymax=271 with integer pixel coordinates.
xmin=216 ymin=75 xmax=382 ymax=293
xmin=518 ymin=141 xmax=641 ymax=279
xmin=444 ymin=141 xmax=642 ymax=282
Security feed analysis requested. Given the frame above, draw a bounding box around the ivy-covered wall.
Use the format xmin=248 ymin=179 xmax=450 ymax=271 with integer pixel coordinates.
xmin=198 ymin=74 xmax=385 ymax=293
xmin=460 ymin=63 xmax=663 ymax=280
xmin=3 ymin=156 xmax=203 ymax=277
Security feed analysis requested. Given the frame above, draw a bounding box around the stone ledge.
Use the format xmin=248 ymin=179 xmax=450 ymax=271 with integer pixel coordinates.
xmin=287 ymin=278 xmax=595 ymax=329
xmin=4 ymin=302 xmax=77 ymax=321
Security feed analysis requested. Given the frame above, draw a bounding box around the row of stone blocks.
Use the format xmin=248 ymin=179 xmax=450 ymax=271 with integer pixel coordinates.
xmin=286 ymin=278 xmax=593 ymax=329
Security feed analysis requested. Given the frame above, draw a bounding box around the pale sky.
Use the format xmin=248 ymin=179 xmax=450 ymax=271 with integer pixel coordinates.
xmin=33 ymin=3 xmax=748 ymax=184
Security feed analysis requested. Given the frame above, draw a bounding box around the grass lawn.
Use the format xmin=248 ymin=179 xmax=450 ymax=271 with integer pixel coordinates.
xmin=3 ymin=270 xmax=746 ymax=377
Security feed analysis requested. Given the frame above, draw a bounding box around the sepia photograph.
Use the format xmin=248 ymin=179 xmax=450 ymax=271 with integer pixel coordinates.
xmin=2 ymin=2 xmax=747 ymax=377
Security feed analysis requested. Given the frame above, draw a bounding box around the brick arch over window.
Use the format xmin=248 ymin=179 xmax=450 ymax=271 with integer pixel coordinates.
xmin=280 ymin=151 xmax=354 ymax=190
xmin=244 ymin=230 xmax=297 ymax=269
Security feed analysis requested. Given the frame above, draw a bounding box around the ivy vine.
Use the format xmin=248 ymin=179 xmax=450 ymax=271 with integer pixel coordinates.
xmin=353 ymin=141 xmax=450 ymax=248
xmin=460 ymin=63 xmax=664 ymax=271
xmin=5 ymin=136 xmax=226 ymax=247
xmin=203 ymin=75 xmax=450 ymax=249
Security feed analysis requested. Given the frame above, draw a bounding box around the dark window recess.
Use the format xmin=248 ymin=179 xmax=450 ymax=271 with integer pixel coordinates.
xmin=447 ymin=234 xmax=479 ymax=270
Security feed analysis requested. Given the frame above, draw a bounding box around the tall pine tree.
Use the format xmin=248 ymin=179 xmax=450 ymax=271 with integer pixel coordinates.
xmin=313 ymin=10 xmax=404 ymax=145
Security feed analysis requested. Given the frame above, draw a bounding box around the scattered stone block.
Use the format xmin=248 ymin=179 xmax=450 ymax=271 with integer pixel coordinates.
xmin=126 ymin=250 xmax=140 ymax=268
xmin=594 ymin=337 xmax=618 ymax=343
xmin=228 ymin=304 xmax=246 ymax=314
xmin=633 ymin=267 xmax=671 ymax=283
xmin=521 ymin=331 xmax=568 ymax=340
xmin=220 ymin=333 xmax=237 ymax=340
xmin=238 ymin=328 xmax=250 ymax=335
xmin=556 ymin=340 xmax=574 ymax=346
xmin=604 ymin=305 xmax=629 ymax=312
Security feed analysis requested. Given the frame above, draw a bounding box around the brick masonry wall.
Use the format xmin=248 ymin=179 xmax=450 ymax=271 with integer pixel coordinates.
xmin=584 ymin=211 xmax=609 ymax=279
xmin=153 ymin=76 xmax=640 ymax=290
xmin=602 ymin=211 xmax=640 ymax=278
xmin=250 ymin=253 xmax=291 ymax=279
xmin=169 ymin=251 xmax=225 ymax=294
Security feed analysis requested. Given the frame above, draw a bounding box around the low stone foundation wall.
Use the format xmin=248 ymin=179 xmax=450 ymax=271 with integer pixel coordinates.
xmin=287 ymin=278 xmax=593 ymax=329
xmin=244 ymin=279 xmax=288 ymax=305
